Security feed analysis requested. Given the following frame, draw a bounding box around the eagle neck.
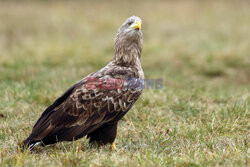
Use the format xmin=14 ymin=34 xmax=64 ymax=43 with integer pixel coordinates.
xmin=113 ymin=43 xmax=142 ymax=67
xmin=112 ymin=44 xmax=144 ymax=79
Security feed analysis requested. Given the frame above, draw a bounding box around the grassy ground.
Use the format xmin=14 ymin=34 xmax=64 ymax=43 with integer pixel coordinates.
xmin=0 ymin=0 xmax=249 ymax=166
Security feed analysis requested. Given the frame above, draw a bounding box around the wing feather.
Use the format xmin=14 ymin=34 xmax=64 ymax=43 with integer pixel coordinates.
xmin=23 ymin=65 xmax=143 ymax=146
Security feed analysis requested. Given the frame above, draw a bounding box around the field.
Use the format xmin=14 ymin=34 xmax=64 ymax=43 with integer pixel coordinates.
xmin=0 ymin=0 xmax=249 ymax=166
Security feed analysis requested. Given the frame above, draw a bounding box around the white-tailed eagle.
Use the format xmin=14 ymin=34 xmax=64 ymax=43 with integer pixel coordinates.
xmin=22 ymin=16 xmax=144 ymax=150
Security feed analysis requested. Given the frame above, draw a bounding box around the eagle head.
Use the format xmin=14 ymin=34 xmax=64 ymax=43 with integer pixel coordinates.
xmin=114 ymin=16 xmax=143 ymax=65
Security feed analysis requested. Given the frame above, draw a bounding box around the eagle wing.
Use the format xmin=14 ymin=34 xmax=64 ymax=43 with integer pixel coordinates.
xmin=25 ymin=71 xmax=142 ymax=145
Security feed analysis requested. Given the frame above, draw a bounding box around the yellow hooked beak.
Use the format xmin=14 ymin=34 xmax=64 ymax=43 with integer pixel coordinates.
xmin=130 ymin=21 xmax=141 ymax=30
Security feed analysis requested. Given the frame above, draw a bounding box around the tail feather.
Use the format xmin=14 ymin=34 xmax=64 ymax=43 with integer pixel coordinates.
xmin=21 ymin=137 xmax=41 ymax=150
xmin=21 ymin=82 xmax=80 ymax=150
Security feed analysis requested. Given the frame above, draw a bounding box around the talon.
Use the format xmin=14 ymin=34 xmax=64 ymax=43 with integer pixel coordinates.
xmin=111 ymin=142 xmax=117 ymax=150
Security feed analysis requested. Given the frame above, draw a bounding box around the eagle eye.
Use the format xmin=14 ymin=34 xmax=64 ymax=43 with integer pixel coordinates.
xmin=127 ymin=21 xmax=133 ymax=26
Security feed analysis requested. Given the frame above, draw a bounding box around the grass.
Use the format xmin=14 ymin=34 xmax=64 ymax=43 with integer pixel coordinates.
xmin=0 ymin=0 xmax=249 ymax=166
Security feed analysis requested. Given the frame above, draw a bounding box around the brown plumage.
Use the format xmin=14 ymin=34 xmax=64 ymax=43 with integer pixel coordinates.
xmin=22 ymin=16 xmax=144 ymax=149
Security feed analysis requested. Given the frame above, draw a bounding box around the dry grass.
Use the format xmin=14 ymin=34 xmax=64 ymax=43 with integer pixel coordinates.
xmin=0 ymin=0 xmax=249 ymax=166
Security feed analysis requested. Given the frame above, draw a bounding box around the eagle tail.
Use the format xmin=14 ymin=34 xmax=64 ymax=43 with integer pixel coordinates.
xmin=21 ymin=136 xmax=41 ymax=150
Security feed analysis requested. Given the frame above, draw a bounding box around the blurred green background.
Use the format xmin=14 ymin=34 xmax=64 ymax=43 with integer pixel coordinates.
xmin=0 ymin=0 xmax=249 ymax=166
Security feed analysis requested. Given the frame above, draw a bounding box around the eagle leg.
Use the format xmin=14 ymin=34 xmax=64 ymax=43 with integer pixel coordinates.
xmin=111 ymin=142 xmax=117 ymax=150
xmin=87 ymin=121 xmax=118 ymax=147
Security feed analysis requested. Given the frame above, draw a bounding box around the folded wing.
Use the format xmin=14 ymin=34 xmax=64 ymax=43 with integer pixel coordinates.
xmin=22 ymin=75 xmax=142 ymax=148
